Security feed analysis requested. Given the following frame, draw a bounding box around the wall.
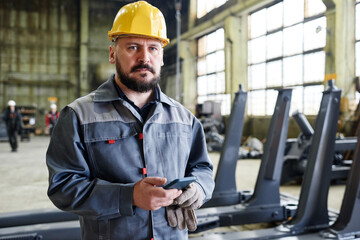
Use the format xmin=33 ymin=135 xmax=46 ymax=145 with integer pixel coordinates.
xmin=0 ymin=0 xmax=79 ymax=130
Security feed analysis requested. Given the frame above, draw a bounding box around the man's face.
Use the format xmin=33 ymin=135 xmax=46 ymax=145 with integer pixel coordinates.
xmin=109 ymin=37 xmax=164 ymax=93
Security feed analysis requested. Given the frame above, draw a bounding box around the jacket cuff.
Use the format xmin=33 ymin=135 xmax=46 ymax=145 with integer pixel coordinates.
xmin=119 ymin=183 xmax=136 ymax=216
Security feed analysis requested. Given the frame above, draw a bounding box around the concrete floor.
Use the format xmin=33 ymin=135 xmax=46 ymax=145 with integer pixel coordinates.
xmin=0 ymin=136 xmax=346 ymax=221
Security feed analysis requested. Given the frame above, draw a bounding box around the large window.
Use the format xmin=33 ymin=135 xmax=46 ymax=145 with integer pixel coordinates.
xmin=197 ymin=0 xmax=228 ymax=18
xmin=248 ymin=0 xmax=327 ymax=116
xmin=197 ymin=28 xmax=231 ymax=115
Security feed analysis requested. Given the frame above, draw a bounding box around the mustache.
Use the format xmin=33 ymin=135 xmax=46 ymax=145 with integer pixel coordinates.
xmin=131 ymin=64 xmax=155 ymax=73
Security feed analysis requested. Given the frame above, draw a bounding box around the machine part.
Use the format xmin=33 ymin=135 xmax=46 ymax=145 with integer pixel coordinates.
xmin=192 ymin=80 xmax=343 ymax=239
xmin=321 ymin=129 xmax=360 ymax=239
xmin=202 ymin=84 xmax=248 ymax=207
xmin=278 ymin=79 xmax=341 ymax=235
xmin=0 ymin=208 xmax=78 ymax=228
xmin=0 ymin=221 xmax=80 ymax=240
xmin=107 ymin=1 xmax=169 ymax=46
xmin=281 ymin=112 xmax=357 ymax=185
xmin=195 ymin=88 xmax=294 ymax=232
xmin=0 ymin=233 xmax=42 ymax=240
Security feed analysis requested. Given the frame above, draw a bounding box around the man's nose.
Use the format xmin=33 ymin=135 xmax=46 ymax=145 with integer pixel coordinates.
xmin=138 ymin=49 xmax=150 ymax=63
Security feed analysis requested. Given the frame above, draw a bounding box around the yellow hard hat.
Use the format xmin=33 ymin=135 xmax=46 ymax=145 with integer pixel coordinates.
xmin=108 ymin=1 xmax=169 ymax=47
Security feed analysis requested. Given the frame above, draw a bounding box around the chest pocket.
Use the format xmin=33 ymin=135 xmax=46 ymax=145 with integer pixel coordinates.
xmin=83 ymin=121 xmax=142 ymax=183
xmin=153 ymin=126 xmax=192 ymax=180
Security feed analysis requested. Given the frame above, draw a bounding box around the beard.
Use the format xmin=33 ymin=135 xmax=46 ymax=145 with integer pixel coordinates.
xmin=115 ymin=57 xmax=160 ymax=93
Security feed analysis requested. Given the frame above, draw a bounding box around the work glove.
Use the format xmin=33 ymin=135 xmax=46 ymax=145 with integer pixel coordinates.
xmin=166 ymin=205 xmax=197 ymax=231
xmin=175 ymin=182 xmax=203 ymax=209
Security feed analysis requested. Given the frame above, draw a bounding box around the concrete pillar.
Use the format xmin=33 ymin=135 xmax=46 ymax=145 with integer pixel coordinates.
xmin=79 ymin=0 xmax=89 ymax=97
xmin=180 ymin=40 xmax=198 ymax=113
xmin=323 ymin=1 xmax=336 ymax=79
xmin=334 ymin=0 xmax=356 ymax=99
xmin=188 ymin=0 xmax=197 ymax=30
xmin=224 ymin=14 xmax=248 ymax=102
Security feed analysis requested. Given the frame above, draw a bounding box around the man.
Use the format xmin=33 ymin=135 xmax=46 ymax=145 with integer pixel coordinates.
xmin=3 ymin=100 xmax=22 ymax=152
xmin=45 ymin=103 xmax=59 ymax=136
xmin=46 ymin=1 xmax=214 ymax=239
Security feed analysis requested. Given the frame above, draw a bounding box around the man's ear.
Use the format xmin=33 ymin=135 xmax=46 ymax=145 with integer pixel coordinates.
xmin=109 ymin=45 xmax=116 ymax=64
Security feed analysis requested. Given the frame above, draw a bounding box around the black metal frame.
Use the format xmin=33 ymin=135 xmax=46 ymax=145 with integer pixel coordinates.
xmin=195 ymin=87 xmax=295 ymax=232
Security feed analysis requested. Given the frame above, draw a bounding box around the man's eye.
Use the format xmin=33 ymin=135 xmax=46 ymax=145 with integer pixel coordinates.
xmin=129 ymin=46 xmax=137 ymax=50
xmin=149 ymin=47 xmax=159 ymax=52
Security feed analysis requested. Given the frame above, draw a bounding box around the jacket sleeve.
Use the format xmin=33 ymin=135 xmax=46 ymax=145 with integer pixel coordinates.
xmin=46 ymin=107 xmax=135 ymax=220
xmin=185 ymin=117 xmax=215 ymax=203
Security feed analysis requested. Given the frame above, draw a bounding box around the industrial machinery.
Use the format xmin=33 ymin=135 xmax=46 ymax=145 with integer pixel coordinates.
xmin=192 ymin=80 xmax=360 ymax=240
xmin=281 ymin=111 xmax=357 ymax=185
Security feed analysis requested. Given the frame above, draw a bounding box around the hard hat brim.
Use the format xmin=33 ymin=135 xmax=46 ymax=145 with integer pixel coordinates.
xmin=108 ymin=32 xmax=169 ymax=47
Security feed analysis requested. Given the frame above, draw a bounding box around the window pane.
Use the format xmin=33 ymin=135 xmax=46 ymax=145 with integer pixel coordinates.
xmin=216 ymin=50 xmax=225 ymax=71
xmin=266 ymin=89 xmax=278 ymax=115
xmin=283 ymin=55 xmax=303 ymax=86
xmin=207 ymin=74 xmax=216 ymax=94
xmin=249 ymin=9 xmax=266 ymax=38
xmin=216 ymin=72 xmax=226 ymax=93
xmin=304 ymin=51 xmax=325 ymax=83
xmin=284 ymin=0 xmax=304 ymax=26
xmin=356 ymin=4 xmax=360 ymax=40
xmin=197 ymin=57 xmax=206 ymax=76
xmin=198 ymin=36 xmax=206 ymax=57
xmin=197 ymin=95 xmax=207 ymax=104
xmin=249 ymin=90 xmax=266 ymax=116
xmin=283 ymin=23 xmax=303 ymax=56
xmin=304 ymin=85 xmax=323 ymax=115
xmin=290 ymin=86 xmax=304 ymax=114
xmin=206 ymin=52 xmax=217 ymax=73
xmin=197 ymin=0 xmax=207 ymax=18
xmin=304 ymin=17 xmax=326 ymax=51
xmin=267 ymin=3 xmax=283 ymax=32
xmin=267 ymin=31 xmax=283 ymax=60
xmin=248 ymin=36 xmax=266 ymax=64
xmin=206 ymin=1 xmax=216 ymax=13
xmin=249 ymin=63 xmax=266 ymax=89
xmin=305 ymin=0 xmax=326 ymax=18
xmin=196 ymin=28 xmax=226 ymax=115
xmin=207 ymin=32 xmax=217 ymax=53
xmin=267 ymin=60 xmax=282 ymax=87
xmin=216 ymin=94 xmax=231 ymax=115
xmin=197 ymin=76 xmax=207 ymax=95
xmin=356 ymin=42 xmax=360 ymax=76
xmin=197 ymin=0 xmax=228 ymax=18
xmin=216 ymin=28 xmax=225 ymax=50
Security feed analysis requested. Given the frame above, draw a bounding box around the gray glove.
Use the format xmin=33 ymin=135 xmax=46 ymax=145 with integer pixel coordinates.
xmin=175 ymin=182 xmax=203 ymax=209
xmin=166 ymin=205 xmax=197 ymax=231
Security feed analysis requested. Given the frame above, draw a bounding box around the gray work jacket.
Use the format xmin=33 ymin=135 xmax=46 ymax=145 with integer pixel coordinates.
xmin=46 ymin=75 xmax=214 ymax=240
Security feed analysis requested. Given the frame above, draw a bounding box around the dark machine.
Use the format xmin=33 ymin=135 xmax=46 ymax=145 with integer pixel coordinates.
xmin=192 ymin=80 xmax=360 ymax=240
xmin=194 ymin=85 xmax=297 ymax=232
xmin=281 ymin=110 xmax=357 ymax=185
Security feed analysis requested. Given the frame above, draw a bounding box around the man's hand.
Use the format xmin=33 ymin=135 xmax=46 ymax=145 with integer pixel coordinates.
xmin=166 ymin=206 xmax=197 ymax=231
xmin=133 ymin=177 xmax=182 ymax=211
xmin=175 ymin=182 xmax=203 ymax=209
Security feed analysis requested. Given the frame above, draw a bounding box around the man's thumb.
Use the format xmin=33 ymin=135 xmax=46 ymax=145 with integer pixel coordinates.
xmin=143 ymin=177 xmax=167 ymax=186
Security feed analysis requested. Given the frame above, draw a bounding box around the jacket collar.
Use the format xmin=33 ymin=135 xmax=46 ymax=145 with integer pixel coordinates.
xmin=93 ymin=74 xmax=177 ymax=107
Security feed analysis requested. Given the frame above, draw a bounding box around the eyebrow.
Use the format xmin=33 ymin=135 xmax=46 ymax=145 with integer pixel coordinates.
xmin=125 ymin=41 xmax=162 ymax=48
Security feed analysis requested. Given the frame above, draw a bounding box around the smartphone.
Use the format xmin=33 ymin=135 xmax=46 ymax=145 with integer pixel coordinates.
xmin=162 ymin=176 xmax=197 ymax=190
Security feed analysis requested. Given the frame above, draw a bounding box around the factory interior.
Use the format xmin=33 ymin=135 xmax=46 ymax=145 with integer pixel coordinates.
xmin=0 ymin=0 xmax=360 ymax=239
